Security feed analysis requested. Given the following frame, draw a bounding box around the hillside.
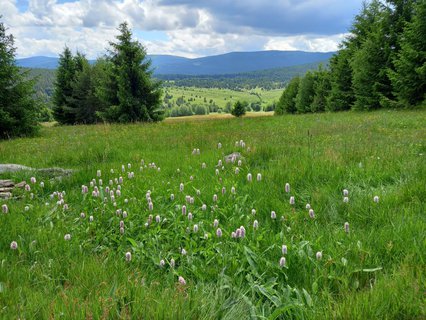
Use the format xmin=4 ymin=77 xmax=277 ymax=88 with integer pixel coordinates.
xmin=17 ymin=50 xmax=334 ymax=75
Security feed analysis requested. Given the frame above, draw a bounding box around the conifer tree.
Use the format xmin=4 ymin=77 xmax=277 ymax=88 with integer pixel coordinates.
xmin=391 ymin=0 xmax=426 ymax=106
xmin=98 ymin=22 xmax=163 ymax=122
xmin=275 ymin=76 xmax=299 ymax=114
xmin=295 ymin=71 xmax=316 ymax=113
xmin=311 ymin=67 xmax=331 ymax=112
xmin=0 ymin=18 xmax=40 ymax=138
xmin=231 ymin=100 xmax=246 ymax=117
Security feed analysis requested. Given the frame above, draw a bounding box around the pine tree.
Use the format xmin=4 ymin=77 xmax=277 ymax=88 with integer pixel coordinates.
xmin=98 ymin=22 xmax=163 ymax=122
xmin=52 ymin=47 xmax=77 ymax=124
xmin=275 ymin=76 xmax=299 ymax=114
xmin=311 ymin=67 xmax=331 ymax=112
xmin=390 ymin=0 xmax=426 ymax=106
xmin=0 ymin=18 xmax=40 ymax=139
xmin=295 ymin=72 xmax=316 ymax=113
xmin=231 ymin=100 xmax=246 ymax=117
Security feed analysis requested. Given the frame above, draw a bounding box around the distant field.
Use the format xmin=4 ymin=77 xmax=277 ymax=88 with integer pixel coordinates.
xmin=0 ymin=110 xmax=424 ymax=319
xmin=165 ymin=86 xmax=282 ymax=111
xmin=165 ymin=111 xmax=274 ymax=121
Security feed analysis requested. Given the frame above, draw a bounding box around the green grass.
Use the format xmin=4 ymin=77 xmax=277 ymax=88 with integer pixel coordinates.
xmin=0 ymin=110 xmax=425 ymax=319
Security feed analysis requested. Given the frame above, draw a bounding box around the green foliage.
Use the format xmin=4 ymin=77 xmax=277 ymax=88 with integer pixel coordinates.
xmin=275 ymin=76 xmax=300 ymax=115
xmin=97 ymin=22 xmax=163 ymax=123
xmin=311 ymin=67 xmax=331 ymax=112
xmin=0 ymin=18 xmax=40 ymax=139
xmin=231 ymin=100 xmax=246 ymax=117
xmin=390 ymin=0 xmax=426 ymax=106
xmin=295 ymin=71 xmax=316 ymax=113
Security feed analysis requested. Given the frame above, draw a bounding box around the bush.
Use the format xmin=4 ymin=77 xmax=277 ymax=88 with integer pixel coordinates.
xmin=231 ymin=101 xmax=246 ymax=117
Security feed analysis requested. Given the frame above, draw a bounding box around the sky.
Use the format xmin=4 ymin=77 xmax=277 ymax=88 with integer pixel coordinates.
xmin=1 ymin=0 xmax=364 ymax=59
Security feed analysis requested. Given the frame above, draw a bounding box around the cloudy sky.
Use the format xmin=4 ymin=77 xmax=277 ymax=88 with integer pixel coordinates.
xmin=1 ymin=0 xmax=364 ymax=58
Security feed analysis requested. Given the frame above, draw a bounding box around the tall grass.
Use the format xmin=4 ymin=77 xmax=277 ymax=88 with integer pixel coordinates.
xmin=0 ymin=109 xmax=424 ymax=319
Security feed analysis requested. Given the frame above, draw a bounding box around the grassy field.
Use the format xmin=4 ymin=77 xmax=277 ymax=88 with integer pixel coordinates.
xmin=165 ymin=86 xmax=282 ymax=110
xmin=0 ymin=110 xmax=425 ymax=319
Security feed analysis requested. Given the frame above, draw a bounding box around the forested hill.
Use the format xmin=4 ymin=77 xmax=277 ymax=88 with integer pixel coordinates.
xmin=17 ymin=50 xmax=334 ymax=75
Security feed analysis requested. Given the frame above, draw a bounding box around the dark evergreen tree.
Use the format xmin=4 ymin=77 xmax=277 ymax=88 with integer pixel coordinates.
xmin=52 ymin=47 xmax=77 ymax=124
xmin=390 ymin=0 xmax=426 ymax=106
xmin=0 ymin=19 xmax=40 ymax=138
xmin=295 ymin=71 xmax=316 ymax=113
xmin=311 ymin=67 xmax=331 ymax=112
xmin=275 ymin=76 xmax=299 ymax=114
xmin=231 ymin=100 xmax=246 ymax=117
xmin=98 ymin=22 xmax=163 ymax=122
xmin=327 ymin=49 xmax=355 ymax=111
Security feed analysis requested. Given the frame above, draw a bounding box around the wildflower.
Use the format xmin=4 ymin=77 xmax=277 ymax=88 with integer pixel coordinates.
xmin=202 ymin=162 xmax=206 ymax=169
xmin=80 ymin=212 xmax=85 ymax=219
xmin=190 ymin=175 xmax=193 ymax=181
xmin=344 ymin=222 xmax=350 ymax=233
xmin=181 ymin=248 xmax=187 ymax=255
xmin=124 ymin=198 xmax=129 ymax=204
xmin=97 ymin=170 xmax=101 ymax=177
xmin=374 ymin=196 xmax=379 ymax=203
xmin=120 ymin=220 xmax=125 ymax=228
xmin=25 ymin=184 xmax=31 ymax=192
xmin=216 ymin=228 xmax=222 ymax=237
xmin=204 ymin=233 xmax=209 ymax=239
xmin=202 ymin=204 xmax=207 ymax=211
xmin=30 ymin=177 xmax=36 ymax=184
xmin=285 ymin=183 xmax=290 ymax=193
xmin=306 ymin=203 xmax=311 ymax=210
xmin=10 ymin=241 xmax=18 ymax=250
xmin=247 ymin=173 xmax=252 ymax=182
xmin=215 ymin=169 xmax=220 ymax=175
xmin=218 ymin=142 xmax=222 ymax=149
xmin=251 ymin=209 xmax=256 ymax=215
xmin=213 ymin=194 xmax=218 ymax=202
xmin=40 ymin=181 xmax=44 ymax=188
xmin=128 ymin=163 xmax=131 ymax=169
xmin=271 ymin=211 xmax=276 ymax=219
xmin=253 ymin=220 xmax=259 ymax=229
xmin=213 ymin=219 xmax=219 ymax=227
xmin=170 ymin=258 xmax=175 ymax=268
xmin=316 ymin=251 xmax=322 ymax=260
xmin=89 ymin=215 xmax=94 ymax=222
xmin=218 ymin=160 xmax=222 ymax=166
xmin=235 ymin=168 xmax=239 ymax=174
xmin=279 ymin=257 xmax=286 ymax=268
xmin=343 ymin=189 xmax=349 ymax=196
xmin=177 ymin=168 xmax=180 ymax=173
xmin=170 ymin=194 xmax=175 ymax=201
xmin=178 ymin=276 xmax=186 ymax=285
xmin=125 ymin=251 xmax=132 ymax=262
xmin=98 ymin=179 xmax=103 ymax=186
xmin=64 ymin=234 xmax=71 ymax=241
xmin=63 ymin=204 xmax=69 ymax=211
xmin=343 ymin=196 xmax=349 ymax=203
xmin=257 ymin=173 xmax=262 ymax=181
xmin=156 ymin=215 xmax=161 ymax=223
xmin=282 ymin=245 xmax=287 ymax=255
xmin=222 ymin=187 xmax=226 ymax=195
xmin=188 ymin=212 xmax=193 ymax=220
xmin=239 ymin=226 xmax=246 ymax=238
xmin=120 ymin=227 xmax=125 ymax=234
xmin=2 ymin=204 xmax=8 ymax=214
xmin=159 ymin=259 xmax=165 ymax=267
xmin=193 ymin=224 xmax=199 ymax=233
xmin=231 ymin=231 xmax=236 ymax=238
xmin=309 ymin=209 xmax=315 ymax=219
xmin=180 ymin=183 xmax=184 ymax=192
xmin=182 ymin=205 xmax=187 ymax=215
xmin=238 ymin=160 xmax=242 ymax=166
xmin=148 ymin=202 xmax=153 ymax=211
xmin=185 ymin=195 xmax=191 ymax=203
xmin=118 ymin=176 xmax=123 ymax=184
xmin=289 ymin=196 xmax=295 ymax=205
xmin=235 ymin=228 xmax=241 ymax=237
xmin=82 ymin=185 xmax=88 ymax=194
xmin=116 ymin=190 xmax=121 ymax=197
xmin=231 ymin=186 xmax=236 ymax=194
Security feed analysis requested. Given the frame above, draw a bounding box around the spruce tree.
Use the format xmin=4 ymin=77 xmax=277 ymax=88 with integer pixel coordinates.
xmin=0 ymin=19 xmax=40 ymax=139
xmin=391 ymin=0 xmax=426 ymax=106
xmin=295 ymin=71 xmax=316 ymax=113
xmin=52 ymin=47 xmax=77 ymax=124
xmin=231 ymin=101 xmax=246 ymax=117
xmin=311 ymin=67 xmax=331 ymax=112
xmin=98 ymin=22 xmax=163 ymax=122
xmin=275 ymin=76 xmax=299 ymax=114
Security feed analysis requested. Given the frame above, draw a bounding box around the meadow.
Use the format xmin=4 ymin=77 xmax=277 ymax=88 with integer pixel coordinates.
xmin=164 ymin=86 xmax=282 ymax=111
xmin=0 ymin=110 xmax=425 ymax=319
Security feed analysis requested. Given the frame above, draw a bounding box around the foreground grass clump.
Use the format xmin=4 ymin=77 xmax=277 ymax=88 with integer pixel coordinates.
xmin=0 ymin=110 xmax=425 ymax=319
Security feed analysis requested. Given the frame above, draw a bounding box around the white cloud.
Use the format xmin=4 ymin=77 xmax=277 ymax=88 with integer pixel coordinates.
xmin=0 ymin=0 xmax=359 ymax=58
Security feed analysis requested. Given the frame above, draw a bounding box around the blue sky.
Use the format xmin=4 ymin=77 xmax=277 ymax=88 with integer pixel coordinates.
xmin=1 ymin=0 xmax=364 ymax=58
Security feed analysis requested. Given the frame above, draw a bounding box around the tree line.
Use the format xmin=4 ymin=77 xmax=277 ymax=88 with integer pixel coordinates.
xmin=275 ymin=0 xmax=425 ymax=115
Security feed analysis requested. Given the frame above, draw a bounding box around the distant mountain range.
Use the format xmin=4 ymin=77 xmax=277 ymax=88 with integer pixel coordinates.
xmin=17 ymin=50 xmax=335 ymax=76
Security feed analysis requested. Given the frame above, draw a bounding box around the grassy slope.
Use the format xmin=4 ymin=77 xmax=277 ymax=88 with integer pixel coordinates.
xmin=0 ymin=110 xmax=425 ymax=319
